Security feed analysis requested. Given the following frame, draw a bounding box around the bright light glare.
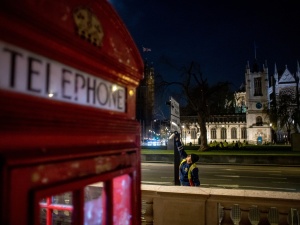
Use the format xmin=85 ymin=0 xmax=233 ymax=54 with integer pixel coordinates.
xmin=112 ymin=85 xmax=118 ymax=92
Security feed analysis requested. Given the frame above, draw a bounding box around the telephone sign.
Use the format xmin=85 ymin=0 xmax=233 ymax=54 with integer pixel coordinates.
xmin=0 ymin=41 xmax=126 ymax=112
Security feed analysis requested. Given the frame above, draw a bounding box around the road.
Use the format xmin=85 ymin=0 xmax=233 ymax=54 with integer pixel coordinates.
xmin=141 ymin=163 xmax=300 ymax=192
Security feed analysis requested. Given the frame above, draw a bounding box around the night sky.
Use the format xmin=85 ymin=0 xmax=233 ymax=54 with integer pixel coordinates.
xmin=109 ymin=1 xmax=300 ymax=116
xmin=110 ymin=1 xmax=300 ymax=84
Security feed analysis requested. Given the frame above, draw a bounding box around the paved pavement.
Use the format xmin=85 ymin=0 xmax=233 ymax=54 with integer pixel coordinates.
xmin=141 ymin=153 xmax=300 ymax=166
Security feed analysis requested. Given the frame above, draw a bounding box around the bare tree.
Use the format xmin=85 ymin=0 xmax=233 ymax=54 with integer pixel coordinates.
xmin=269 ymin=93 xmax=298 ymax=142
xmin=157 ymin=61 xmax=233 ymax=151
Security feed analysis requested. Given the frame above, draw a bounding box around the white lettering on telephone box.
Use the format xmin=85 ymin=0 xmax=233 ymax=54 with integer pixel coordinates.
xmin=0 ymin=41 xmax=126 ymax=112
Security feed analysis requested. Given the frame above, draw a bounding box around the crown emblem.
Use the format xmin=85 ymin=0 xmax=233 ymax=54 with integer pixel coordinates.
xmin=73 ymin=8 xmax=104 ymax=47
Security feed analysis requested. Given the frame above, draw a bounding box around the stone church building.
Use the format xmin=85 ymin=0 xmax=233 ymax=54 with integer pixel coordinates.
xmin=181 ymin=60 xmax=300 ymax=145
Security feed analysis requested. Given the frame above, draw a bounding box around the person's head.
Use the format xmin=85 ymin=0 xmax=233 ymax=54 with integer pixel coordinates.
xmin=186 ymin=154 xmax=199 ymax=164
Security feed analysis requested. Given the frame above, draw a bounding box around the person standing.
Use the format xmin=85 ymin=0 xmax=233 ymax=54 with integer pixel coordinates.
xmin=175 ymin=133 xmax=200 ymax=186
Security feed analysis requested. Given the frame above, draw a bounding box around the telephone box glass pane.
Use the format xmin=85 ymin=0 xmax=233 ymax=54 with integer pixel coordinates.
xmin=113 ymin=174 xmax=132 ymax=225
xmin=84 ymin=182 xmax=104 ymax=225
xmin=51 ymin=192 xmax=72 ymax=225
xmin=40 ymin=192 xmax=73 ymax=225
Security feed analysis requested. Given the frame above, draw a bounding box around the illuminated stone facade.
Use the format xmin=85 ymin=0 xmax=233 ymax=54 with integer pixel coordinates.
xmin=180 ymin=60 xmax=300 ymax=145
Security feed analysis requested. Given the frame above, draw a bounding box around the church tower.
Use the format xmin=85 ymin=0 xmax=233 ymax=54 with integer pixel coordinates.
xmin=245 ymin=59 xmax=272 ymax=144
xmin=136 ymin=60 xmax=155 ymax=140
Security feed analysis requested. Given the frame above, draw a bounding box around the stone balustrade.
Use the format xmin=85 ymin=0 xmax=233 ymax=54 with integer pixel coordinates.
xmin=141 ymin=185 xmax=300 ymax=225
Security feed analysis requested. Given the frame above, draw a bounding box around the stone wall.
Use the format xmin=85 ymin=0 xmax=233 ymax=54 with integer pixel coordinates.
xmin=141 ymin=185 xmax=300 ymax=225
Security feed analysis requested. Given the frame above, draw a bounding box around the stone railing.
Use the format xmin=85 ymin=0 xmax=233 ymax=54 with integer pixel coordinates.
xmin=141 ymin=185 xmax=300 ymax=225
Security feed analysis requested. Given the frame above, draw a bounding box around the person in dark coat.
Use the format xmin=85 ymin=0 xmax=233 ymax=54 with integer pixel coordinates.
xmin=175 ymin=133 xmax=200 ymax=186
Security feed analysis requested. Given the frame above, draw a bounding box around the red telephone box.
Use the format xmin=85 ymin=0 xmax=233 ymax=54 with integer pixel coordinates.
xmin=0 ymin=1 xmax=143 ymax=224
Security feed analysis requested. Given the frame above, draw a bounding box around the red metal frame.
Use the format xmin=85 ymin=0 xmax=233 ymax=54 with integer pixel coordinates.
xmin=0 ymin=0 xmax=143 ymax=224
xmin=39 ymin=198 xmax=73 ymax=225
xmin=32 ymin=165 xmax=137 ymax=225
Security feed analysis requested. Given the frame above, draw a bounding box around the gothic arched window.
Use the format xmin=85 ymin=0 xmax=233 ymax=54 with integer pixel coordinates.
xmin=211 ymin=128 xmax=217 ymax=139
xmin=241 ymin=127 xmax=247 ymax=139
xmin=256 ymin=116 xmax=263 ymax=126
xmin=254 ymin=77 xmax=262 ymax=96
xmin=231 ymin=127 xmax=237 ymax=139
xmin=191 ymin=128 xmax=197 ymax=139
xmin=279 ymin=87 xmax=296 ymax=99
xmin=221 ymin=128 xmax=227 ymax=139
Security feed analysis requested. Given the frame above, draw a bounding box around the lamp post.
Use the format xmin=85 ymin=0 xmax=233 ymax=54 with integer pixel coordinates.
xmin=167 ymin=97 xmax=181 ymax=185
xmin=181 ymin=125 xmax=186 ymax=145
xmin=173 ymin=132 xmax=180 ymax=186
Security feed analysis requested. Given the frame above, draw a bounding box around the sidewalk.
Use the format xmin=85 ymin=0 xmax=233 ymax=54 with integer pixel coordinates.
xmin=141 ymin=145 xmax=300 ymax=166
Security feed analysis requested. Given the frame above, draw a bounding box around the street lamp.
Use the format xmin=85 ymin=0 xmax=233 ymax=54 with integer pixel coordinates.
xmin=181 ymin=125 xmax=186 ymax=145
